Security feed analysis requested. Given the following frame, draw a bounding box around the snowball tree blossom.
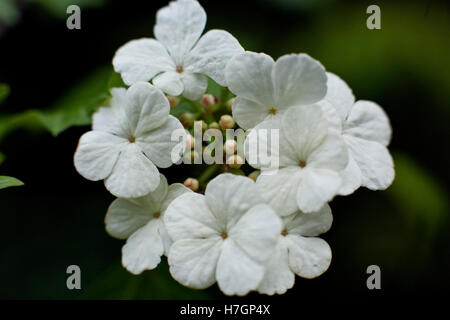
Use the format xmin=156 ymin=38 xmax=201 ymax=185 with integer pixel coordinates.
xmin=257 ymin=204 xmax=333 ymax=295
xmin=249 ymin=105 xmax=348 ymax=214
xmin=105 ymin=175 xmax=191 ymax=274
xmin=113 ymin=0 xmax=244 ymax=100
xmin=74 ymin=82 xmax=185 ymax=198
xmin=225 ymin=51 xmax=327 ymax=129
xmin=164 ymin=173 xmax=282 ymax=296
xmin=319 ymin=73 xmax=394 ymax=194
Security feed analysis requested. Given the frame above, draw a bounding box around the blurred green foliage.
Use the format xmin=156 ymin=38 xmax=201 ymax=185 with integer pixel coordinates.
xmin=0 ymin=0 xmax=20 ymax=26
xmin=0 ymin=83 xmax=10 ymax=103
xmin=0 ymin=175 xmax=23 ymax=189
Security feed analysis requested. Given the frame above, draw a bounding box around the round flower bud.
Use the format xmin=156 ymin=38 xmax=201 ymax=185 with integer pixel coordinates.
xmin=180 ymin=112 xmax=195 ymax=128
xmin=184 ymin=178 xmax=199 ymax=191
xmin=219 ymin=115 xmax=235 ymax=130
xmin=227 ymin=154 xmax=244 ymax=169
xmin=200 ymin=94 xmax=218 ymax=110
xmin=209 ymin=121 xmax=220 ymax=130
xmin=186 ymin=133 xmax=194 ymax=150
xmin=167 ymin=96 xmax=180 ymax=108
xmin=226 ymin=98 xmax=235 ymax=112
xmin=194 ymin=120 xmax=208 ymax=132
xmin=184 ymin=149 xmax=200 ymax=163
xmin=248 ymin=170 xmax=261 ymax=182
xmin=224 ymin=140 xmax=237 ymax=155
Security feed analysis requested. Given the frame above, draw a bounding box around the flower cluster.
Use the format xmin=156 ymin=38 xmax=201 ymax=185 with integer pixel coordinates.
xmin=74 ymin=0 xmax=394 ymax=296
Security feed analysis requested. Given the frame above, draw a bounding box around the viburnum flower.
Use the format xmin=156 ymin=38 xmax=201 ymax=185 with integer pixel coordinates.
xmin=249 ymin=105 xmax=348 ymax=214
xmin=113 ymin=0 xmax=244 ymax=100
xmin=105 ymin=175 xmax=191 ymax=274
xmin=164 ymin=173 xmax=282 ymax=296
xmin=257 ymin=204 xmax=332 ymax=295
xmin=74 ymin=82 xmax=185 ymax=198
xmin=225 ymin=51 xmax=327 ymax=129
xmin=319 ymin=72 xmax=394 ymax=193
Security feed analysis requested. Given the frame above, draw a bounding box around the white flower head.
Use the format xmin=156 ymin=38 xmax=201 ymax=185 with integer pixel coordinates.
xmin=164 ymin=173 xmax=282 ymax=296
xmin=258 ymin=204 xmax=333 ymax=295
xmin=250 ymin=105 xmax=348 ymax=214
xmin=74 ymin=82 xmax=186 ymax=198
xmin=320 ymin=72 xmax=394 ymax=194
xmin=105 ymin=175 xmax=191 ymax=274
xmin=113 ymin=0 xmax=244 ymax=100
xmin=225 ymin=51 xmax=327 ymax=129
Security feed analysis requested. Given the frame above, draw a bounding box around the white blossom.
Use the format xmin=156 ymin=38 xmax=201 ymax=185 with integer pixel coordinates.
xmin=250 ymin=105 xmax=348 ymax=214
xmin=164 ymin=173 xmax=282 ymax=296
xmin=225 ymin=51 xmax=327 ymax=130
xmin=113 ymin=0 xmax=244 ymax=100
xmin=319 ymin=73 xmax=394 ymax=194
xmin=74 ymin=82 xmax=185 ymax=198
xmin=105 ymin=175 xmax=191 ymax=274
xmin=258 ymin=204 xmax=332 ymax=295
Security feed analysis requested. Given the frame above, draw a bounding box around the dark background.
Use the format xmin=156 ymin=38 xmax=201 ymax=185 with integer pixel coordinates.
xmin=0 ymin=0 xmax=449 ymax=299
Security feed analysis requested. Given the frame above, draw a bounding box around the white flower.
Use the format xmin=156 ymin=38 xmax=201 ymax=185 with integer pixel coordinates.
xmin=225 ymin=51 xmax=327 ymax=130
xmin=113 ymin=0 xmax=244 ymax=100
xmin=250 ymin=105 xmax=348 ymax=214
xmin=105 ymin=175 xmax=191 ymax=274
xmin=319 ymin=73 xmax=394 ymax=194
xmin=257 ymin=204 xmax=333 ymax=295
xmin=74 ymin=82 xmax=185 ymax=198
xmin=164 ymin=173 xmax=282 ymax=296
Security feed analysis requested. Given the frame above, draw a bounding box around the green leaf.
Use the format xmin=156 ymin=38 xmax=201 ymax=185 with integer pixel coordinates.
xmin=0 ymin=176 xmax=23 ymax=189
xmin=0 ymin=83 xmax=10 ymax=104
xmin=0 ymin=66 xmax=114 ymax=140
xmin=30 ymin=0 xmax=108 ymax=19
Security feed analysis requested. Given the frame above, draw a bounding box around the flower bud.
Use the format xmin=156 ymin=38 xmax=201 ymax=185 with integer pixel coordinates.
xmin=194 ymin=120 xmax=208 ymax=132
xmin=186 ymin=133 xmax=194 ymax=150
xmin=224 ymin=140 xmax=237 ymax=155
xmin=219 ymin=115 xmax=235 ymax=129
xmin=184 ymin=149 xmax=200 ymax=163
xmin=226 ymin=98 xmax=235 ymax=112
xmin=227 ymin=154 xmax=244 ymax=169
xmin=248 ymin=170 xmax=261 ymax=182
xmin=167 ymin=96 xmax=180 ymax=108
xmin=200 ymin=94 xmax=218 ymax=110
xmin=180 ymin=112 xmax=195 ymax=128
xmin=208 ymin=121 xmax=220 ymax=130
xmin=184 ymin=178 xmax=199 ymax=191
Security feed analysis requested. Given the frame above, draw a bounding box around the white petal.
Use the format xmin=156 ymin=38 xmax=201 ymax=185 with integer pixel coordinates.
xmin=168 ymin=238 xmax=222 ymax=289
xmin=225 ymin=52 xmax=275 ymax=106
xmin=185 ymin=29 xmax=244 ymax=86
xmin=204 ymin=173 xmax=262 ymax=229
xmin=257 ymin=240 xmax=295 ymax=295
xmin=104 ymin=143 xmax=161 ymax=198
xmin=123 ymin=82 xmax=171 ymax=135
xmin=232 ymin=96 xmax=270 ymax=130
xmin=273 ymin=54 xmax=327 ymax=108
xmin=344 ymin=135 xmax=394 ymax=190
xmin=307 ymin=133 xmax=348 ymax=172
xmin=297 ymin=168 xmax=342 ymax=213
xmin=180 ymin=72 xmax=207 ymax=100
xmin=137 ymin=115 xmax=185 ymax=168
xmin=74 ymin=131 xmax=125 ymax=181
xmin=164 ymin=192 xmax=221 ymax=241
xmin=338 ymin=155 xmax=362 ymax=195
xmin=323 ymin=72 xmax=355 ymax=121
xmin=160 ymin=183 xmax=192 ymax=213
xmin=105 ymin=174 xmax=169 ymax=239
xmin=113 ymin=38 xmax=175 ymax=86
xmin=216 ymin=238 xmax=265 ymax=296
xmin=283 ymin=204 xmax=333 ymax=237
xmin=286 ymin=235 xmax=332 ymax=278
xmin=152 ymin=71 xmax=184 ymax=97
xmin=344 ymin=100 xmax=392 ymax=146
xmin=317 ymin=100 xmax=342 ymax=133
xmin=122 ymin=220 xmax=164 ymax=274
xmin=230 ymin=204 xmax=282 ymax=263
xmin=92 ymin=88 xmax=127 ymax=133
xmin=256 ymin=167 xmax=302 ymax=216
xmin=280 ymin=105 xmax=329 ymax=161
xmin=154 ymin=0 xmax=206 ymax=65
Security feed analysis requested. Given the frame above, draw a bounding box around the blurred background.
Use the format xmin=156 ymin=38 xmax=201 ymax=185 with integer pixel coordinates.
xmin=0 ymin=0 xmax=448 ymax=299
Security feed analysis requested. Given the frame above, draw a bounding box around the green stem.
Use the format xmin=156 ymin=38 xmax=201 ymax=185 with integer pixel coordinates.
xmin=198 ymin=164 xmax=221 ymax=188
